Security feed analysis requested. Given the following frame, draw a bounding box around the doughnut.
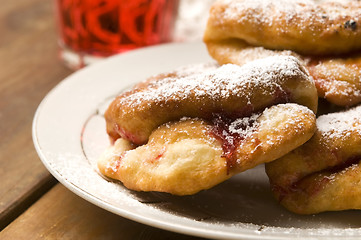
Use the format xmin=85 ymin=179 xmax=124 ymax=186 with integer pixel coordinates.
xmin=105 ymin=63 xmax=218 ymax=142
xmin=105 ymin=56 xmax=318 ymax=145
xmin=205 ymin=39 xmax=299 ymax=70
xmin=203 ymin=0 xmax=361 ymax=56
xmin=98 ymin=103 xmax=316 ymax=195
xmin=206 ymin=39 xmax=361 ymax=107
xmin=265 ymin=105 xmax=361 ymax=214
xmin=204 ymin=0 xmax=361 ymax=107
xmin=308 ymin=54 xmax=361 ymax=106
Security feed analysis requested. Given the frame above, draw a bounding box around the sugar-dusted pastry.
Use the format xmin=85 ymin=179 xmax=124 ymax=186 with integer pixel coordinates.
xmin=266 ymin=105 xmax=361 ymax=214
xmin=205 ymin=39 xmax=298 ymax=68
xmin=105 ymin=56 xmax=318 ymax=145
xmin=204 ymin=0 xmax=361 ymax=107
xmin=308 ymin=55 xmax=361 ymax=106
xmin=204 ymin=0 xmax=361 ymax=56
xmin=207 ymin=39 xmax=361 ymax=107
xmin=99 ymin=103 xmax=316 ymax=195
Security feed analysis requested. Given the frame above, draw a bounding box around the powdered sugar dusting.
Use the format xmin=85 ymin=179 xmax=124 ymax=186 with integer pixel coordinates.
xmin=121 ymin=56 xmax=308 ymax=109
xmin=164 ymin=62 xmax=219 ymax=78
xmin=230 ymin=46 xmax=297 ymax=66
xmin=325 ymin=81 xmax=361 ymax=100
xmin=311 ymin=61 xmax=361 ymax=100
xmin=206 ymin=0 xmax=361 ymax=55
xmin=317 ymin=105 xmax=361 ymax=139
xmin=217 ymin=0 xmax=361 ymax=32
xmin=137 ymin=62 xmax=219 ymax=88
xmin=229 ymin=113 xmax=260 ymax=136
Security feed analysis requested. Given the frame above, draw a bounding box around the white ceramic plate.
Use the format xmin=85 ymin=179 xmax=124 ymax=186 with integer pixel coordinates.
xmin=33 ymin=42 xmax=361 ymax=239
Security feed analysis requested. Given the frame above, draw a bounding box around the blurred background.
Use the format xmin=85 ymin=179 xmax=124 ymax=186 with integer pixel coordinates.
xmin=55 ymin=0 xmax=215 ymax=69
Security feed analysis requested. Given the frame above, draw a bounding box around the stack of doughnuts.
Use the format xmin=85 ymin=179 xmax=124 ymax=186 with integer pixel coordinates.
xmin=266 ymin=105 xmax=361 ymax=214
xmin=204 ymin=0 xmax=361 ymax=214
xmin=98 ymin=0 xmax=361 ymax=215
xmin=98 ymin=57 xmax=317 ymax=195
xmin=204 ymin=0 xmax=361 ymax=107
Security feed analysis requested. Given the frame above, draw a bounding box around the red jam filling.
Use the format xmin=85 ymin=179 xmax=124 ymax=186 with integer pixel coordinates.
xmin=148 ymin=147 xmax=166 ymax=164
xmin=207 ymin=91 xmax=289 ymax=173
xmin=210 ymin=112 xmax=258 ymax=173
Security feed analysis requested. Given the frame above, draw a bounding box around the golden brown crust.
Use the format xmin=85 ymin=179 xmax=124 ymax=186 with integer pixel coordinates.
xmin=105 ymin=63 xmax=219 ymax=142
xmin=308 ymin=55 xmax=361 ymax=106
xmin=207 ymin=39 xmax=361 ymax=107
xmin=204 ymin=0 xmax=361 ymax=56
xmin=105 ymin=56 xmax=317 ymax=145
xmin=99 ymin=119 xmax=230 ymax=195
xmin=99 ymin=104 xmax=316 ymax=195
xmin=266 ymin=105 xmax=361 ymax=214
xmin=205 ymin=39 xmax=300 ymax=66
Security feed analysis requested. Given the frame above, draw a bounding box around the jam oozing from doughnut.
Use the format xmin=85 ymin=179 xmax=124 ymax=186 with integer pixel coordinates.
xmin=210 ymin=112 xmax=259 ymax=173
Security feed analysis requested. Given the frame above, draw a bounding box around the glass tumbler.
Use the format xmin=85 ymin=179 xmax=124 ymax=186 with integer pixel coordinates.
xmin=55 ymin=0 xmax=179 ymax=69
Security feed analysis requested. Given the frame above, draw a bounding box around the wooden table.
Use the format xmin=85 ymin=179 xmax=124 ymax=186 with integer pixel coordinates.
xmin=0 ymin=1 xmax=204 ymax=239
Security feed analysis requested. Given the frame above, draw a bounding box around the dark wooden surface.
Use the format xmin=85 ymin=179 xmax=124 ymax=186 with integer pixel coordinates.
xmin=0 ymin=1 xmax=204 ymax=239
xmin=0 ymin=0 xmax=72 ymax=230
xmin=0 ymin=185 xmax=201 ymax=240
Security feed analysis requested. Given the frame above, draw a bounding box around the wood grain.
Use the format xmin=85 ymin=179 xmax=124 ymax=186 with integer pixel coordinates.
xmin=0 ymin=184 xmax=204 ymax=240
xmin=0 ymin=0 xmax=72 ymax=229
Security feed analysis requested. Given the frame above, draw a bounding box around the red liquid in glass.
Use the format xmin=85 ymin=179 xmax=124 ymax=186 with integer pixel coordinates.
xmin=56 ymin=0 xmax=179 ymax=58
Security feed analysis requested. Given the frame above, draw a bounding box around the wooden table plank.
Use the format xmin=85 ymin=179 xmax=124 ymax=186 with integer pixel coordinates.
xmin=0 ymin=184 xmax=205 ymax=240
xmin=0 ymin=0 xmax=72 ymax=229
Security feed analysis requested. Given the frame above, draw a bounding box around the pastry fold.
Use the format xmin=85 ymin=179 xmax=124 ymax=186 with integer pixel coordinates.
xmin=266 ymin=105 xmax=361 ymax=214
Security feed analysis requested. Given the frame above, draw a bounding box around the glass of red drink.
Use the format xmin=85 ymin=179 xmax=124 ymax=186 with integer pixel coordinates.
xmin=55 ymin=0 xmax=179 ymax=69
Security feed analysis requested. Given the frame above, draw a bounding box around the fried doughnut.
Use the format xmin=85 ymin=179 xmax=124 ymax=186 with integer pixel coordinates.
xmin=207 ymin=38 xmax=361 ymax=107
xmin=204 ymin=0 xmax=361 ymax=56
xmin=266 ymin=105 xmax=361 ymax=214
xmin=105 ymin=63 xmax=218 ymax=142
xmin=206 ymin=39 xmax=298 ymax=68
xmin=98 ymin=103 xmax=316 ymax=195
xmin=105 ymin=56 xmax=318 ymax=145
xmin=132 ymin=62 xmax=219 ymax=91
xmin=308 ymin=54 xmax=361 ymax=106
